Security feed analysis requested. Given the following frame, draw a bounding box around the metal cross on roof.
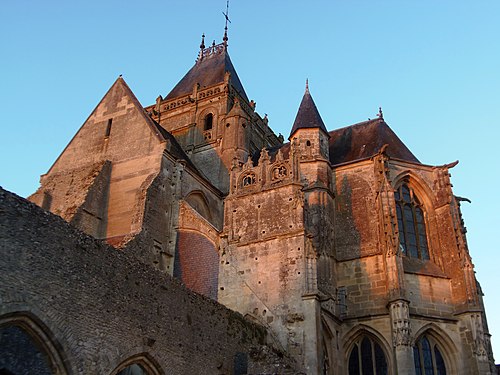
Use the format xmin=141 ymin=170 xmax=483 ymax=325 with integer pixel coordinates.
xmin=222 ymin=0 xmax=231 ymax=47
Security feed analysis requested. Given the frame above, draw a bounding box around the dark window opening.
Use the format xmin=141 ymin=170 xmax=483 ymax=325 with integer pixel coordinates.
xmin=117 ymin=364 xmax=148 ymax=375
xmin=413 ymin=335 xmax=447 ymax=375
xmin=395 ymin=183 xmax=430 ymax=260
xmin=204 ymin=113 xmax=213 ymax=130
xmin=348 ymin=335 xmax=388 ymax=375
xmin=306 ymin=140 xmax=311 ymax=146
xmin=105 ymin=118 xmax=113 ymax=137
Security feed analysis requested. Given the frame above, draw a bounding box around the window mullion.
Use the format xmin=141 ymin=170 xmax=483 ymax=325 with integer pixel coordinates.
xmin=412 ymin=205 xmax=421 ymax=259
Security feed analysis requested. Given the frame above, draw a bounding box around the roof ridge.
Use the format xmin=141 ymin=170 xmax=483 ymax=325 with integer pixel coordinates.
xmin=327 ymin=117 xmax=384 ymax=136
xmin=115 ymin=76 xmax=167 ymax=143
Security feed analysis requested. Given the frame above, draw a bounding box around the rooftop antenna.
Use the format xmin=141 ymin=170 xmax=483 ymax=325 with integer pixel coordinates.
xmin=222 ymin=0 xmax=231 ymax=48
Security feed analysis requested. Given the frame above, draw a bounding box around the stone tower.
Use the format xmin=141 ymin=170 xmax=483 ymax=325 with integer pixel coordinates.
xmin=26 ymin=31 xmax=496 ymax=375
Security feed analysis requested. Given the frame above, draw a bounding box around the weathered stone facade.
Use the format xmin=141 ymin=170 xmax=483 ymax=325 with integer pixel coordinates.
xmin=2 ymin=34 xmax=495 ymax=374
xmin=0 ymin=188 xmax=297 ymax=374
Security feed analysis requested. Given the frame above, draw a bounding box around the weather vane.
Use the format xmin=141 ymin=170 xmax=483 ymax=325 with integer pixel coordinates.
xmin=222 ymin=0 xmax=231 ymax=47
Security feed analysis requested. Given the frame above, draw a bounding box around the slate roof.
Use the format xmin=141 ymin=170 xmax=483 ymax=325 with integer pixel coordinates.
xmin=289 ymin=86 xmax=328 ymax=139
xmin=165 ymin=46 xmax=249 ymax=102
xmin=254 ymin=118 xmax=419 ymax=167
xmin=328 ymin=118 xmax=420 ymax=165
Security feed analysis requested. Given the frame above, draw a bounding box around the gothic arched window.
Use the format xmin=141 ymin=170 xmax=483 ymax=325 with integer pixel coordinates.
xmin=204 ymin=113 xmax=213 ymax=130
xmin=348 ymin=336 xmax=388 ymax=375
xmin=413 ymin=335 xmax=447 ymax=375
xmin=394 ymin=183 xmax=430 ymax=260
xmin=117 ymin=364 xmax=148 ymax=375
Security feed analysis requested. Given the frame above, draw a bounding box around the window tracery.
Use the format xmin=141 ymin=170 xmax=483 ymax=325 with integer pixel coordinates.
xmin=348 ymin=335 xmax=388 ymax=375
xmin=413 ymin=335 xmax=447 ymax=375
xmin=394 ymin=183 xmax=430 ymax=260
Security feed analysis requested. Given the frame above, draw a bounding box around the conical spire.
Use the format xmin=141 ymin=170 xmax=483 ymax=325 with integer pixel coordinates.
xmin=289 ymin=80 xmax=328 ymax=139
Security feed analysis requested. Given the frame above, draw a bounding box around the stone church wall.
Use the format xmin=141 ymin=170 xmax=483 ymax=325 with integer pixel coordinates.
xmin=0 ymin=188 xmax=299 ymax=375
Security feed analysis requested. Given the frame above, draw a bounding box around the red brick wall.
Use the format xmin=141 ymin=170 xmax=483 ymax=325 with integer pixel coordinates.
xmin=174 ymin=231 xmax=219 ymax=299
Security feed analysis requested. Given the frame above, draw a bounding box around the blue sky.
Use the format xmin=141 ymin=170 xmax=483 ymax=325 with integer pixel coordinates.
xmin=1 ymin=0 xmax=499 ymax=361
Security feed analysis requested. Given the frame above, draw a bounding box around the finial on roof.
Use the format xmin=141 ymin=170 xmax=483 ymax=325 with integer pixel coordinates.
xmin=222 ymin=0 xmax=231 ymax=48
xmin=200 ymin=34 xmax=205 ymax=49
xmin=119 ymin=74 xmax=122 ymax=78
xmin=377 ymin=106 xmax=384 ymax=119
xmin=305 ymin=79 xmax=309 ymax=94
xmin=198 ymin=34 xmax=206 ymax=61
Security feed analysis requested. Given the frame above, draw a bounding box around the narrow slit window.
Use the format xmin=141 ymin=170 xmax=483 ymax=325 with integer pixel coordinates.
xmin=204 ymin=113 xmax=213 ymax=130
xmin=105 ymin=118 xmax=113 ymax=137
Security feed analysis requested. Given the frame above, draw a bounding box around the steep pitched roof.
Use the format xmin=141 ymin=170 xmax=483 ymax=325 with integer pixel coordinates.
xmin=253 ymin=118 xmax=419 ymax=167
xmin=289 ymin=83 xmax=328 ymax=139
xmin=165 ymin=44 xmax=248 ymax=102
xmin=328 ymin=118 xmax=420 ymax=165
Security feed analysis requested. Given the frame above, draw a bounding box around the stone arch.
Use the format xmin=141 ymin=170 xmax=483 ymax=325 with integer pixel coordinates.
xmin=184 ymin=190 xmax=212 ymax=223
xmin=0 ymin=312 xmax=70 ymax=375
xmin=392 ymin=171 xmax=441 ymax=263
xmin=109 ymin=353 xmax=163 ymax=375
xmin=392 ymin=171 xmax=435 ymax=210
xmin=239 ymin=171 xmax=256 ymax=188
xmin=343 ymin=324 xmax=393 ymax=375
xmin=412 ymin=323 xmax=458 ymax=375
xmin=173 ymin=229 xmax=219 ymax=300
xmin=321 ymin=315 xmax=337 ymax=375
xmin=198 ymin=107 xmax=218 ymax=127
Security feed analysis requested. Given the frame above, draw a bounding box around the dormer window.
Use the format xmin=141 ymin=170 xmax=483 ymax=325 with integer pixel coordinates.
xmin=395 ymin=183 xmax=430 ymax=260
xmin=204 ymin=113 xmax=213 ymax=130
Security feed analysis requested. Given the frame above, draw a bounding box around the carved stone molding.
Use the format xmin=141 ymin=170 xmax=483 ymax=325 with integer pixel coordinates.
xmin=390 ymin=300 xmax=412 ymax=347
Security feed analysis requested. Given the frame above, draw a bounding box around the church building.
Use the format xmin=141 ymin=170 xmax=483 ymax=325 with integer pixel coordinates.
xmin=9 ymin=26 xmax=496 ymax=374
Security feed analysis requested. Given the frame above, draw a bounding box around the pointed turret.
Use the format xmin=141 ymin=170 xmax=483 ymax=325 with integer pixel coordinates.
xmin=289 ymin=80 xmax=328 ymax=140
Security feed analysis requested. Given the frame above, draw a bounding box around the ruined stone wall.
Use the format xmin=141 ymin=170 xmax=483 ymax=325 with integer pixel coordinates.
xmin=123 ymin=152 xmax=223 ymax=298
xmin=29 ymin=160 xmax=111 ymax=238
xmin=29 ymin=78 xmax=167 ymax=246
xmin=0 ymin=188 xmax=299 ymax=375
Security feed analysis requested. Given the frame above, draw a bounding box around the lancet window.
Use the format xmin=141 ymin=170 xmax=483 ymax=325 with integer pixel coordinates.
xmin=204 ymin=113 xmax=213 ymax=130
xmin=348 ymin=336 xmax=388 ymax=375
xmin=394 ymin=183 xmax=430 ymax=260
xmin=413 ymin=335 xmax=447 ymax=375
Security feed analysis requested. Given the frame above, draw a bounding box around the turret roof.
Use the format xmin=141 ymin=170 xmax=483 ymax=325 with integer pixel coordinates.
xmin=165 ymin=43 xmax=248 ymax=102
xmin=289 ymin=82 xmax=328 ymax=139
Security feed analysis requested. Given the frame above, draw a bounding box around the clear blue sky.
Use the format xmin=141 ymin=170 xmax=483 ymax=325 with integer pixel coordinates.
xmin=1 ymin=0 xmax=499 ymax=361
